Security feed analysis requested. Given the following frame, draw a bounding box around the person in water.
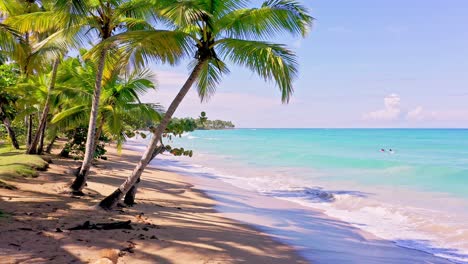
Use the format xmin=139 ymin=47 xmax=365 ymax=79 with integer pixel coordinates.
xmin=381 ymin=148 xmax=385 ymax=152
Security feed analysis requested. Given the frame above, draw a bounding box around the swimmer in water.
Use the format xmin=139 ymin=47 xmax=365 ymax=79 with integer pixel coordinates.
xmin=380 ymin=148 xmax=385 ymax=152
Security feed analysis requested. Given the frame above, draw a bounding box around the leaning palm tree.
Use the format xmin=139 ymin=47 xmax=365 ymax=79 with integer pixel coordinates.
xmin=10 ymin=0 xmax=189 ymax=193
xmin=99 ymin=0 xmax=313 ymax=209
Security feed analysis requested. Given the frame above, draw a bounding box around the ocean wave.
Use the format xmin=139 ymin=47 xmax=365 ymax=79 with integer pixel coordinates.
xmin=124 ymin=140 xmax=468 ymax=264
xmin=161 ymin=159 xmax=468 ymax=263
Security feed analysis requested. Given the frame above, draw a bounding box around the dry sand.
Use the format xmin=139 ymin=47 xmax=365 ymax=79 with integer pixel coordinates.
xmin=0 ymin=145 xmax=308 ymax=264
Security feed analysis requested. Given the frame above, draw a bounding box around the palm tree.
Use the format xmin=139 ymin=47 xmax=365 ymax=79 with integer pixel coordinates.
xmin=13 ymin=0 xmax=188 ymax=193
xmin=50 ymin=56 xmax=161 ymax=157
xmin=98 ymin=69 xmax=161 ymax=151
xmin=25 ymin=58 xmax=61 ymax=154
xmin=123 ymin=116 xmax=198 ymax=206
xmin=1 ymin=0 xmax=53 ymax=148
xmin=13 ymin=57 xmax=66 ymax=154
xmin=1 ymin=0 xmax=70 ymax=153
xmin=99 ymin=0 xmax=313 ymax=209
xmin=0 ymin=64 xmax=21 ymax=149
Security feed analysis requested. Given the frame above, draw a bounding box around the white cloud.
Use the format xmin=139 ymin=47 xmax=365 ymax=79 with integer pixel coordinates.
xmin=406 ymin=106 xmax=433 ymax=121
xmin=406 ymin=106 xmax=468 ymax=122
xmin=363 ymin=94 xmax=468 ymax=125
xmin=363 ymin=93 xmax=402 ymax=121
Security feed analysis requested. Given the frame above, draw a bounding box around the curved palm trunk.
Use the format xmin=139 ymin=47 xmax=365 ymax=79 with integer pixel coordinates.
xmin=71 ymin=48 xmax=108 ymax=193
xmin=45 ymin=135 xmax=57 ymax=153
xmin=2 ymin=117 xmax=19 ymax=149
xmin=124 ymin=142 xmax=164 ymax=206
xmin=27 ymin=58 xmax=60 ymax=154
xmin=99 ymin=60 xmax=206 ymax=210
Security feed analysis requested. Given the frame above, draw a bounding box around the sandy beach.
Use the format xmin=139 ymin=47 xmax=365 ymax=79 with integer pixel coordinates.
xmin=0 ymin=144 xmax=459 ymax=263
xmin=0 ymin=145 xmax=307 ymax=264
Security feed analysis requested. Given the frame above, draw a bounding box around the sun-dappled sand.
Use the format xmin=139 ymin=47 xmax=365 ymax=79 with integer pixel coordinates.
xmin=0 ymin=145 xmax=307 ymax=264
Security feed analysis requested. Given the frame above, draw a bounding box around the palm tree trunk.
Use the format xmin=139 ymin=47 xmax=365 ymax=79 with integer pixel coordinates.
xmin=123 ymin=143 xmax=164 ymax=206
xmin=91 ymin=117 xmax=105 ymax=156
xmin=123 ymin=176 xmax=140 ymax=206
xmin=71 ymin=47 xmax=108 ymax=193
xmin=2 ymin=117 xmax=19 ymax=149
xmin=37 ymin=119 xmax=47 ymax=154
xmin=26 ymin=114 xmax=33 ymax=148
xmin=99 ymin=60 xmax=206 ymax=209
xmin=45 ymin=135 xmax=57 ymax=153
xmin=27 ymin=58 xmax=60 ymax=154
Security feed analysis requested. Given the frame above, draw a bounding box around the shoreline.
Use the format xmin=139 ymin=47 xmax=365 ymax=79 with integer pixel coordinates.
xmin=0 ymin=145 xmax=307 ymax=263
xmin=0 ymin=143 xmax=460 ymax=263
xmin=142 ymin=146 xmax=459 ymax=264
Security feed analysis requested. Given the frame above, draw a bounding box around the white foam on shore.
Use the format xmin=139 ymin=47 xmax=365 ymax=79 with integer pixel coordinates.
xmin=124 ymin=140 xmax=468 ymax=264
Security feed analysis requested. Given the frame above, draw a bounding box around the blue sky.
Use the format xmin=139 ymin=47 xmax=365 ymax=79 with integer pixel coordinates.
xmin=142 ymin=0 xmax=468 ymax=128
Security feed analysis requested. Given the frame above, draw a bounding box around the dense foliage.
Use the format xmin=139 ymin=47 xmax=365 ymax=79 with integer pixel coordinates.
xmin=0 ymin=0 xmax=312 ymax=208
xmin=196 ymin=119 xmax=235 ymax=130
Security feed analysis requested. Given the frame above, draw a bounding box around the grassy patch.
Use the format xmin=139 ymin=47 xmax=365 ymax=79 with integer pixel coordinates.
xmin=0 ymin=144 xmax=49 ymax=189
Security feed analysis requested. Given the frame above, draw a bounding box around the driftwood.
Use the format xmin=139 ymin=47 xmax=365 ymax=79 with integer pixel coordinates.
xmin=69 ymin=220 xmax=133 ymax=231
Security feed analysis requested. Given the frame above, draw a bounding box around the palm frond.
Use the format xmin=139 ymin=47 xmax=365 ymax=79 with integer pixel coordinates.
xmin=54 ymin=0 xmax=89 ymax=17
xmin=199 ymin=0 xmax=249 ymax=18
xmin=87 ymin=30 xmax=193 ymax=70
xmin=50 ymin=104 xmax=88 ymax=127
xmin=156 ymin=0 xmax=208 ymax=28
xmin=217 ymin=38 xmax=298 ymax=103
xmin=217 ymin=0 xmax=313 ymax=39
xmin=189 ymin=58 xmax=230 ymax=101
xmin=4 ymin=11 xmax=62 ymax=34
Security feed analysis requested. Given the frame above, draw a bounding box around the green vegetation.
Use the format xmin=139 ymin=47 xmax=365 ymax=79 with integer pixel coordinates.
xmin=99 ymin=0 xmax=313 ymax=209
xmin=0 ymin=145 xmax=48 ymax=189
xmin=0 ymin=0 xmax=312 ymax=210
xmin=194 ymin=111 xmax=235 ymax=130
xmin=197 ymin=120 xmax=235 ymax=130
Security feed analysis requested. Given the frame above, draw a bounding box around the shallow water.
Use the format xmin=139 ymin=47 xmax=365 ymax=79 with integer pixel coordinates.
xmin=127 ymin=129 xmax=468 ymax=263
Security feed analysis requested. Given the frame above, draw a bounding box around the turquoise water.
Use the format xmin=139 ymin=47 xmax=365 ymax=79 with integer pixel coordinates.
xmin=130 ymin=128 xmax=468 ymax=263
xmin=171 ymin=129 xmax=468 ymax=198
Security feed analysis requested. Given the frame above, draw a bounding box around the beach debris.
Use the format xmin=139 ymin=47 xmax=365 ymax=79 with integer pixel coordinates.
xmin=120 ymin=241 xmax=136 ymax=254
xmin=69 ymin=220 xmax=133 ymax=231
